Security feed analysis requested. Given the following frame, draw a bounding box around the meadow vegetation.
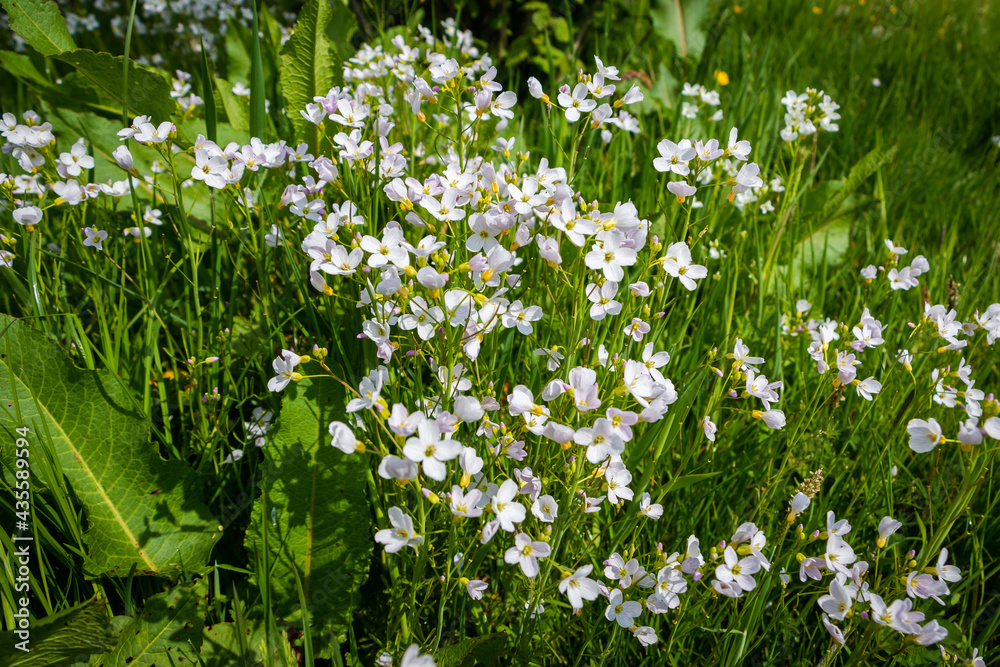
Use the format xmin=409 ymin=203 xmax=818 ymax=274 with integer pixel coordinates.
xmin=0 ymin=0 xmax=998 ymax=665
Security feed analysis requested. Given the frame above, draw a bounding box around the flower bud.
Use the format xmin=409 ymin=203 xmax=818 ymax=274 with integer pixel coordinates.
xmin=113 ymin=145 xmax=134 ymax=171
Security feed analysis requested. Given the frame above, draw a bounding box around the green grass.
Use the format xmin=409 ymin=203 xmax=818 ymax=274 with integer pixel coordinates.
xmin=1 ymin=0 xmax=998 ymax=665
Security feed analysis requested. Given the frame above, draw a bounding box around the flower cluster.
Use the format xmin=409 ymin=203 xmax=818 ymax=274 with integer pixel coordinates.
xmin=779 ymin=87 xmax=841 ymax=142
xmin=527 ymin=55 xmax=644 ymax=143
xmin=790 ymin=299 xmax=885 ymax=401
xmin=653 ymin=126 xmax=762 ymax=209
xmin=796 ymin=510 xmax=962 ymax=648
xmin=859 ymin=239 xmax=930 ymax=291
xmin=2 ymin=13 xmax=994 ymax=664
xmin=680 ymin=83 xmax=724 ymax=121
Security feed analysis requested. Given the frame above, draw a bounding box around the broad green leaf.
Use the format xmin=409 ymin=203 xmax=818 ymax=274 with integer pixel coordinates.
xmin=259 ymin=3 xmax=285 ymax=53
xmin=245 ymin=378 xmax=372 ymax=649
xmin=225 ymin=23 xmax=251 ymax=83
xmin=0 ymin=316 xmax=221 ymax=578
xmin=650 ymin=0 xmax=711 ymax=59
xmin=632 ymin=62 xmax=678 ymax=115
xmin=819 ymin=144 xmax=898 ymax=221
xmin=200 ymin=621 xmax=296 ymax=666
xmin=52 ymin=49 xmax=175 ymax=120
xmin=99 ymin=578 xmax=208 ymax=666
xmin=0 ymin=0 xmax=76 ymax=56
xmin=434 ymin=633 xmax=507 ymax=667
xmin=41 ymin=75 xmax=124 ymax=117
xmin=324 ymin=0 xmax=358 ymax=61
xmin=0 ymin=596 xmax=114 ymax=666
xmin=280 ymin=0 xmax=341 ymax=152
xmin=216 ymin=76 xmax=250 ymax=132
xmin=0 ymin=49 xmax=50 ymax=86
xmin=785 ymin=218 xmax=852 ymax=287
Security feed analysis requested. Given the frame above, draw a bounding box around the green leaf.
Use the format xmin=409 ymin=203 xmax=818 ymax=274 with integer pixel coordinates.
xmin=200 ymin=41 xmax=218 ymax=143
xmin=280 ymin=0 xmax=341 ymax=152
xmin=791 ymin=219 xmax=852 ymax=274
xmin=259 ymin=2 xmax=285 ymax=53
xmin=324 ymin=0 xmax=358 ymax=61
xmin=0 ymin=0 xmax=76 ymax=56
xmin=650 ymin=0 xmax=711 ymax=59
xmin=249 ymin=0 xmax=266 ymax=139
xmin=0 ymin=596 xmax=114 ymax=666
xmin=244 ymin=378 xmax=372 ymax=648
xmin=225 ymin=24 xmax=251 ymax=83
xmin=200 ymin=621 xmax=297 ymax=666
xmin=52 ymin=49 xmax=175 ymax=120
xmin=0 ymin=49 xmax=51 ymax=86
xmin=0 ymin=316 xmax=221 ymax=578
xmin=434 ymin=633 xmax=507 ymax=667
xmin=99 ymin=578 xmax=208 ymax=666
xmin=819 ymin=144 xmax=897 ymax=221
xmin=216 ymin=76 xmax=250 ymax=132
xmin=549 ymin=16 xmax=571 ymax=44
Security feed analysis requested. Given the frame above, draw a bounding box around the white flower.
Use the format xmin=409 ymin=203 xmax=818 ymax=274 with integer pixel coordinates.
xmin=726 ymin=127 xmax=751 ymax=161
xmin=934 ymin=548 xmax=962 ymax=583
xmin=402 ymin=419 xmax=462 ymax=482
xmin=266 ymin=352 xmax=301 ymax=392
xmin=822 ymin=615 xmax=845 ymax=645
xmin=559 ymin=565 xmax=601 ymax=610
xmin=817 ymin=578 xmax=853 ymax=620
xmin=557 ymin=83 xmax=597 ymax=122
xmin=587 ymin=281 xmax=622 ymax=320
xmin=633 ymin=626 xmax=657 ymax=646
xmin=574 ymin=418 xmax=625 ymax=464
xmin=502 ymin=300 xmax=543 ymax=335
xmin=715 ymin=546 xmax=761 ymax=591
xmin=606 ymin=466 xmax=634 ymax=504
xmin=492 ymin=479 xmax=526 ymax=531
xmin=504 ymin=533 xmax=551 ymax=577
xmin=190 ymin=148 xmax=229 ymax=189
xmin=876 ymin=516 xmax=902 ymax=548
xmin=378 ymin=455 xmax=418 ymax=481
xmin=375 ymin=507 xmax=423 ymax=553
xmin=531 ymin=495 xmax=559 ymax=522
xmin=639 ymin=492 xmax=662 ymax=519
xmin=328 ymin=421 xmax=358 ymax=454
xmin=663 ymin=242 xmax=708 ymax=291
xmin=466 ymin=579 xmax=488 ymax=600
xmin=911 ymin=620 xmax=948 ymax=646
xmin=653 ymin=139 xmax=696 ymax=175
xmin=884 ymin=239 xmax=908 ymax=255
xmin=399 ymin=297 xmax=443 ymax=340
xmin=399 ymin=643 xmax=436 ymax=667
xmin=789 ymin=492 xmax=811 ymax=516
xmin=449 ymin=485 xmax=483 ymax=518
xmin=855 ymin=376 xmax=882 ymax=400
xmin=605 ymin=589 xmax=643 ymax=628
xmin=907 ymin=418 xmax=944 ymax=453
xmin=731 ymin=163 xmax=763 ymax=195
xmin=82 ymin=226 xmax=108 ymax=250
xmin=585 ymin=231 xmax=637 ymax=282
